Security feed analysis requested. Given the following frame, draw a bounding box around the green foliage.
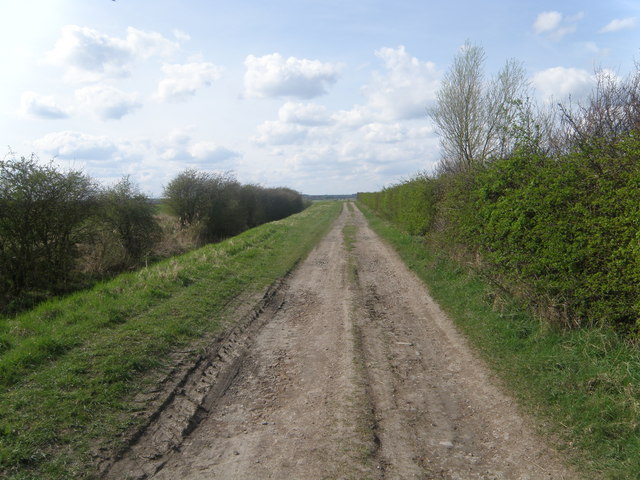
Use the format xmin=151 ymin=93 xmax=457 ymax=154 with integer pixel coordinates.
xmin=98 ymin=176 xmax=160 ymax=265
xmin=469 ymin=139 xmax=640 ymax=329
xmin=359 ymin=132 xmax=640 ymax=331
xmin=164 ymin=169 xmax=305 ymax=245
xmin=163 ymin=169 xmax=211 ymax=227
xmin=361 ymin=203 xmax=640 ymax=478
xmin=358 ymin=173 xmax=436 ymax=236
xmin=0 ymin=159 xmax=305 ymax=314
xmin=0 ymin=202 xmax=341 ymax=479
xmin=0 ymin=155 xmax=97 ymax=303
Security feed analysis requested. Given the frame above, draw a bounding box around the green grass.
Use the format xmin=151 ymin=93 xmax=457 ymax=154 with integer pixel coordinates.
xmin=342 ymin=224 xmax=357 ymax=251
xmin=0 ymin=202 xmax=341 ymax=479
xmin=358 ymin=202 xmax=640 ymax=479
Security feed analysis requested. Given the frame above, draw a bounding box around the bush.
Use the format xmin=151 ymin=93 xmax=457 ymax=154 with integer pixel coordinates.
xmin=360 ymin=132 xmax=640 ymax=332
xmin=98 ymin=176 xmax=161 ymax=266
xmin=0 ymin=155 xmax=97 ymax=302
xmin=164 ymin=170 xmax=306 ymax=245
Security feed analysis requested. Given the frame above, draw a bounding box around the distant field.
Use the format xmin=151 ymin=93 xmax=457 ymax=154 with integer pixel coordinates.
xmin=0 ymin=202 xmax=341 ymax=480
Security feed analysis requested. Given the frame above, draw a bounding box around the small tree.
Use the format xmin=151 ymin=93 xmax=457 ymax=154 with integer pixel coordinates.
xmin=429 ymin=42 xmax=529 ymax=173
xmin=163 ymin=169 xmax=211 ymax=227
xmin=99 ymin=176 xmax=160 ymax=265
xmin=559 ymin=67 xmax=640 ymax=157
xmin=199 ymin=173 xmax=244 ymax=242
xmin=0 ymin=154 xmax=97 ymax=296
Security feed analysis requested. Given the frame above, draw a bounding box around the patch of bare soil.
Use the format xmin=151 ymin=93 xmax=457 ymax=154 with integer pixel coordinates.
xmin=104 ymin=204 xmax=575 ymax=480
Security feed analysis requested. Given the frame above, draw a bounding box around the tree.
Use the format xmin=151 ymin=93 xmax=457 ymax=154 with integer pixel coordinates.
xmin=429 ymin=42 xmax=528 ymax=173
xmin=558 ymin=66 xmax=640 ymax=157
xmin=99 ymin=176 xmax=160 ymax=264
xmin=0 ymin=155 xmax=97 ymax=296
xmin=163 ymin=169 xmax=211 ymax=227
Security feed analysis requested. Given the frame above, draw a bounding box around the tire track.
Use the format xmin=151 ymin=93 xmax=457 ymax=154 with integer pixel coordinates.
xmin=105 ymin=203 xmax=575 ymax=480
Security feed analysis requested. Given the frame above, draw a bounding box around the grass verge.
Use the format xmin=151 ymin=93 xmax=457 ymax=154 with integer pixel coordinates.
xmin=358 ymin=202 xmax=640 ymax=479
xmin=0 ymin=202 xmax=341 ymax=479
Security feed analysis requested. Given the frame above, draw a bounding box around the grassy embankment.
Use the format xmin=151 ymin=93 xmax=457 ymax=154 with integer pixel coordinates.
xmin=0 ymin=201 xmax=342 ymax=480
xmin=359 ymin=203 xmax=640 ymax=479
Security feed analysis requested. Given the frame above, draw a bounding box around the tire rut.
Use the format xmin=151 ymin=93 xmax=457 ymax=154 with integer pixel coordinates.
xmin=103 ymin=283 xmax=287 ymax=479
xmin=103 ymin=203 xmax=575 ymax=480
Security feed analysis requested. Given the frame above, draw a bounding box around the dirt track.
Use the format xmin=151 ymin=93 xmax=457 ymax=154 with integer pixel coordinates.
xmin=106 ymin=204 xmax=574 ymax=479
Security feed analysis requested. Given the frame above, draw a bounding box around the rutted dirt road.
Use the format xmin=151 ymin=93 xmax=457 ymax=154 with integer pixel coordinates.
xmin=106 ymin=204 xmax=574 ymax=479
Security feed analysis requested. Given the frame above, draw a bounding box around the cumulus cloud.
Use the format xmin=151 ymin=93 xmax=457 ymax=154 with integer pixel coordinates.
xmin=188 ymin=142 xmax=238 ymax=163
xmin=250 ymin=118 xmax=439 ymax=194
xmin=532 ymin=11 xmax=582 ymax=40
xmin=531 ymin=66 xmax=595 ymax=102
xmin=278 ymin=102 xmax=331 ymax=126
xmin=533 ymin=11 xmax=562 ymax=34
xmin=253 ymin=121 xmax=308 ymax=146
xmin=20 ymin=91 xmax=70 ymax=119
xmin=156 ymin=62 xmax=223 ymax=101
xmin=46 ymin=25 xmax=179 ymax=82
xmin=363 ymin=46 xmax=440 ymax=121
xmin=252 ymin=102 xmax=332 ymax=146
xmin=331 ymin=105 xmax=374 ymax=130
xmin=599 ymin=17 xmax=637 ymax=33
xmin=362 ymin=122 xmax=407 ymax=143
xmin=173 ymin=29 xmax=191 ymax=42
xmin=34 ymin=130 xmax=119 ymax=160
xmin=244 ymin=53 xmax=343 ymax=99
xmin=159 ymin=128 xmax=239 ymax=165
xmin=126 ymin=27 xmax=178 ymax=58
xmin=75 ymin=85 xmax=141 ymax=120
xmin=246 ymin=46 xmax=443 ymax=193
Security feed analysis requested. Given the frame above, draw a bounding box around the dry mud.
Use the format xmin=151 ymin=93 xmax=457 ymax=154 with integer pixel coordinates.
xmin=104 ymin=204 xmax=574 ymax=480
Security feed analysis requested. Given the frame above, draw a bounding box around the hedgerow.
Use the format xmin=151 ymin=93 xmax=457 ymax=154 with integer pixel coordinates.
xmin=0 ymin=159 xmax=306 ymax=315
xmin=360 ymin=55 xmax=640 ymax=333
xmin=360 ymin=132 xmax=640 ymax=332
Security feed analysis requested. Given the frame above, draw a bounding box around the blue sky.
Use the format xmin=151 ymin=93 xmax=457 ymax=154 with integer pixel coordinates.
xmin=1 ymin=0 xmax=638 ymax=195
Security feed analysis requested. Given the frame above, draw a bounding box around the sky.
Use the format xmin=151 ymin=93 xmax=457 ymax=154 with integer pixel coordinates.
xmin=1 ymin=1 xmax=638 ymax=196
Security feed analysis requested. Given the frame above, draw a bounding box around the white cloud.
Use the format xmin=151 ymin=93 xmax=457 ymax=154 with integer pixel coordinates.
xmin=20 ymin=91 xmax=70 ymax=119
xmin=156 ymin=62 xmax=223 ymax=101
xmin=250 ymin=118 xmax=440 ymax=194
xmin=248 ymin=46 xmax=441 ymax=191
xmin=278 ymin=102 xmax=331 ymax=125
xmin=75 ymin=85 xmax=141 ymax=120
xmin=581 ymin=42 xmax=610 ymax=57
xmin=533 ymin=11 xmax=562 ymax=34
xmin=531 ymin=67 xmax=595 ymax=102
xmin=244 ymin=53 xmax=343 ymax=99
xmin=168 ymin=126 xmax=194 ymax=145
xmin=599 ymin=17 xmax=637 ymax=33
xmin=188 ymin=142 xmax=238 ymax=163
xmin=362 ymin=46 xmax=439 ymax=121
xmin=46 ymin=25 xmax=179 ymax=82
xmin=331 ymin=105 xmax=374 ymax=129
xmin=532 ymin=11 xmax=582 ymax=40
xmin=362 ymin=122 xmax=407 ymax=143
xmin=126 ymin=27 xmax=178 ymax=58
xmin=173 ymin=29 xmax=191 ymax=42
xmin=253 ymin=120 xmax=308 ymax=145
xmin=159 ymin=128 xmax=239 ymax=165
xmin=34 ymin=131 xmax=119 ymax=160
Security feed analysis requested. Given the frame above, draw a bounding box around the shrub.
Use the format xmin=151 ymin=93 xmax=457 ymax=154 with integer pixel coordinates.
xmin=0 ymin=155 xmax=97 ymax=301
